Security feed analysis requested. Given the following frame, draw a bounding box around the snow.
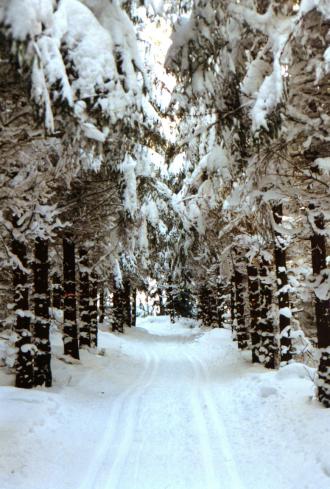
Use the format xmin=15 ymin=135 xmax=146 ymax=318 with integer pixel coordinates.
xmin=300 ymin=0 xmax=330 ymax=18
xmin=138 ymin=218 xmax=149 ymax=252
xmin=142 ymin=198 xmax=159 ymax=227
xmin=190 ymin=145 xmax=230 ymax=183
xmin=143 ymin=0 xmax=164 ymax=16
xmin=20 ymin=343 xmax=37 ymax=354
xmin=120 ymin=155 xmax=138 ymax=217
xmin=1 ymin=316 xmax=330 ymax=489
xmin=324 ymin=47 xmax=330 ymax=72
xmin=165 ymin=15 xmax=195 ymax=72
xmin=240 ymin=57 xmax=270 ymax=100
xmin=81 ymin=123 xmax=106 ymax=143
xmin=315 ymin=278 xmax=330 ymax=301
xmin=169 ymin=153 xmax=186 ymax=176
xmin=2 ymin=0 xmax=54 ymax=40
xmin=250 ymin=47 xmax=286 ymax=132
xmin=1 ymin=0 xmax=144 ymax=134
xmin=279 ymin=306 xmax=293 ymax=318
xmin=314 ymin=157 xmax=330 ymax=175
xmin=112 ymin=258 xmax=122 ymax=289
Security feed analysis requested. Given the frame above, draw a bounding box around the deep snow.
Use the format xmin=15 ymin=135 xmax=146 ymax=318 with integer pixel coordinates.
xmin=1 ymin=316 xmax=330 ymax=489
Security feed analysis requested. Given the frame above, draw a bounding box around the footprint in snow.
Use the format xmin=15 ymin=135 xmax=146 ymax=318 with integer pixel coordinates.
xmin=322 ymin=463 xmax=330 ymax=477
xmin=259 ymin=385 xmax=278 ymax=398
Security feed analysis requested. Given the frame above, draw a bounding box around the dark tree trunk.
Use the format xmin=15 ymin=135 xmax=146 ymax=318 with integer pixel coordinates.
xmin=33 ymin=238 xmax=52 ymax=387
xmin=258 ymin=257 xmax=279 ymax=369
xmin=123 ymin=279 xmax=132 ymax=328
xmin=247 ymin=264 xmax=261 ymax=363
xmin=78 ymin=247 xmax=91 ymax=348
xmin=99 ymin=287 xmax=105 ymax=324
xmin=273 ymin=204 xmax=292 ymax=363
xmin=3 ymin=40 xmax=34 ymax=388
xmin=63 ymin=235 xmax=79 ymax=359
xmin=131 ymin=287 xmax=137 ymax=326
xmin=209 ymin=289 xmax=218 ymax=328
xmin=52 ymin=272 xmax=62 ymax=310
xmin=230 ymin=276 xmax=236 ymax=336
xmin=112 ymin=280 xmax=124 ymax=333
xmin=12 ymin=232 xmax=34 ymax=388
xmin=309 ymin=204 xmax=330 ymax=407
xmin=167 ymin=282 xmax=175 ymax=323
xmin=234 ymin=267 xmax=249 ymax=350
xmin=90 ymin=274 xmax=98 ymax=347
xmin=158 ymin=288 xmax=166 ymax=315
xmin=217 ymin=280 xmax=226 ymax=328
xmin=198 ymin=285 xmax=209 ymax=326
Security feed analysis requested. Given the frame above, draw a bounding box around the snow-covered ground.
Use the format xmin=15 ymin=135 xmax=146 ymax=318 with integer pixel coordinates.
xmin=1 ymin=316 xmax=330 ymax=489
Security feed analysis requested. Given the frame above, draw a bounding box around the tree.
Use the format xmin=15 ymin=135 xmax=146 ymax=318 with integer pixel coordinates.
xmin=63 ymin=235 xmax=80 ymax=359
xmin=12 ymin=220 xmax=33 ymax=388
xmin=79 ymin=246 xmax=92 ymax=348
xmin=33 ymin=238 xmax=52 ymax=387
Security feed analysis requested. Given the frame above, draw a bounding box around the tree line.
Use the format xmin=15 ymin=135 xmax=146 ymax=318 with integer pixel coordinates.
xmin=1 ymin=0 xmax=330 ymax=410
xmin=165 ymin=0 xmax=330 ymax=407
xmin=0 ymin=0 xmax=176 ymax=389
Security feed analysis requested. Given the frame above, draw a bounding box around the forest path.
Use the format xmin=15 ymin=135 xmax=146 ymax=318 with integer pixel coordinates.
xmin=2 ymin=316 xmax=328 ymax=489
xmin=81 ymin=317 xmax=245 ymax=489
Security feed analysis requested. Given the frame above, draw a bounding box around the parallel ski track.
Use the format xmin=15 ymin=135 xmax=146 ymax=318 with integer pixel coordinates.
xmin=103 ymin=347 xmax=160 ymax=489
xmin=128 ymin=339 xmax=201 ymax=488
xmin=80 ymin=347 xmax=159 ymax=489
xmin=81 ymin=332 xmax=245 ymax=489
xmin=184 ymin=350 xmax=246 ymax=489
xmin=182 ymin=349 xmax=222 ymax=489
xmin=119 ymin=336 xmax=227 ymax=489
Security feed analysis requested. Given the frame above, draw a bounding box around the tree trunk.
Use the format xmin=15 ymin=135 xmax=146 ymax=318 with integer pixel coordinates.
xmin=63 ymin=235 xmax=79 ymax=359
xmin=158 ymin=288 xmax=166 ymax=315
xmin=209 ymin=288 xmax=218 ymax=328
xmin=273 ymin=204 xmax=292 ymax=363
xmin=99 ymin=287 xmax=105 ymax=324
xmin=131 ymin=287 xmax=137 ymax=326
xmin=217 ymin=280 xmax=226 ymax=328
xmin=52 ymin=272 xmax=62 ymax=310
xmin=167 ymin=282 xmax=175 ymax=323
xmin=234 ymin=267 xmax=249 ymax=350
xmin=309 ymin=204 xmax=330 ymax=407
xmin=247 ymin=264 xmax=261 ymax=363
xmin=33 ymin=238 xmax=52 ymax=387
xmin=12 ymin=231 xmax=34 ymax=388
xmin=123 ymin=279 xmax=132 ymax=328
xmin=112 ymin=280 xmax=124 ymax=333
xmin=90 ymin=274 xmax=98 ymax=347
xmin=78 ymin=247 xmax=91 ymax=348
xmin=198 ymin=285 xmax=209 ymax=326
xmin=258 ymin=257 xmax=279 ymax=369
xmin=230 ymin=276 xmax=236 ymax=336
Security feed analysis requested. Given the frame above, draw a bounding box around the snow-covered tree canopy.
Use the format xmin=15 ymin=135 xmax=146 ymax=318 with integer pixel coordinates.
xmin=1 ymin=0 xmax=330 ymax=411
xmin=0 ymin=0 xmax=153 ymax=145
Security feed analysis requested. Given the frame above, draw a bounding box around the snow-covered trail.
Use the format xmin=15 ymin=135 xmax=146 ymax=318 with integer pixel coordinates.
xmin=83 ymin=319 xmax=244 ymax=489
xmin=1 ymin=316 xmax=330 ymax=489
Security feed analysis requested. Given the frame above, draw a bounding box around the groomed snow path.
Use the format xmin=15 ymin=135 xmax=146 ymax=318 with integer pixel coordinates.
xmin=1 ymin=316 xmax=330 ymax=489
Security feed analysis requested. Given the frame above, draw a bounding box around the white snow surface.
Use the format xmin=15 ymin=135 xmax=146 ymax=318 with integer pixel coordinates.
xmin=1 ymin=316 xmax=330 ymax=489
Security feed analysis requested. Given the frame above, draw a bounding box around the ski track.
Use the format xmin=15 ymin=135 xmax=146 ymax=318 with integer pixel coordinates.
xmin=183 ymin=350 xmax=221 ymax=489
xmin=80 ymin=347 xmax=158 ymax=489
xmin=185 ymin=350 xmax=246 ymax=489
xmin=81 ymin=328 xmax=245 ymax=489
xmin=103 ymin=347 xmax=160 ymax=489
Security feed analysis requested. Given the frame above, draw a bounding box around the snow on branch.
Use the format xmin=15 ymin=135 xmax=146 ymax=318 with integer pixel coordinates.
xmin=1 ymin=0 xmax=145 ymax=137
